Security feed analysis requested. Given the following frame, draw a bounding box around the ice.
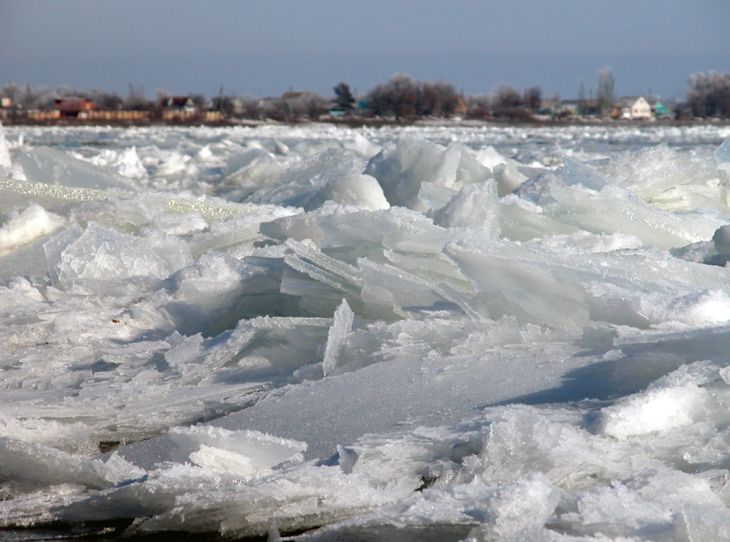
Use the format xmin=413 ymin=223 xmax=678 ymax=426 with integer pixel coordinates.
xmin=6 ymin=124 xmax=730 ymax=538
xmin=714 ymin=136 xmax=730 ymax=174
xmin=474 ymin=145 xmax=509 ymax=170
xmin=464 ymin=475 xmax=561 ymax=541
xmin=0 ymin=437 xmax=144 ymax=489
xmin=322 ymin=298 xmax=355 ymax=376
xmin=559 ymin=156 xmax=610 ymax=191
xmin=159 ymin=426 xmax=306 ymax=478
xmin=0 ymin=203 xmax=65 ymax=256
xmin=543 ymin=183 xmax=722 ymax=248
xmin=16 ymin=146 xmax=137 ymax=191
xmin=365 ymin=138 xmax=491 ymax=211
xmin=309 ymin=172 xmax=390 ymax=210
xmin=87 ymin=147 xmax=147 ymax=179
xmin=432 ymin=180 xmax=500 ymax=236
xmin=446 ymin=241 xmax=590 ymax=333
xmin=0 ymin=122 xmax=11 ymax=173
xmin=246 ymin=148 xmax=371 ymax=210
xmin=220 ymin=147 xmax=284 ymax=201
xmin=492 ymin=162 xmax=528 ymax=196
xmin=45 ymin=222 xmax=193 ymax=296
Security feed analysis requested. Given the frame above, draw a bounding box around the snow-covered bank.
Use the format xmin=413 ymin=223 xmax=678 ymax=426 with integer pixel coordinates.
xmin=3 ymin=124 xmax=730 ymax=540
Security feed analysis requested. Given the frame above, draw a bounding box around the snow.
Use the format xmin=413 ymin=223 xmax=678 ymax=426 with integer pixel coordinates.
xmin=2 ymin=123 xmax=730 ymax=539
xmin=0 ymin=203 xmax=65 ymax=256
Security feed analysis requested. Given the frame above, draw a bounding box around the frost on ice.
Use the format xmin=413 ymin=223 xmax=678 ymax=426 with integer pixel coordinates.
xmin=3 ymin=124 xmax=730 ymax=539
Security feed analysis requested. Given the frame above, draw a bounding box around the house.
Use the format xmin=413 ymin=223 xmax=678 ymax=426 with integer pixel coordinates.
xmin=559 ymin=100 xmax=581 ymax=116
xmin=619 ymin=96 xmax=653 ymax=120
xmin=161 ymin=96 xmax=198 ymax=121
xmin=559 ymin=99 xmax=600 ymax=117
xmin=652 ymin=101 xmax=670 ymax=118
xmin=54 ymin=97 xmax=96 ymax=118
xmin=165 ymin=96 xmax=196 ymax=110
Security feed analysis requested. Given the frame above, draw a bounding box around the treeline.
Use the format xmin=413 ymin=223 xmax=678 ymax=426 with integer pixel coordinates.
xmin=0 ymin=76 xmax=546 ymax=122
xmin=3 ymin=70 xmax=730 ymax=123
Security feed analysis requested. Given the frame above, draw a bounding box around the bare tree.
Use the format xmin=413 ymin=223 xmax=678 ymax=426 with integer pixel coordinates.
xmin=491 ymin=85 xmax=525 ymax=118
xmin=127 ymin=85 xmax=152 ymax=111
xmin=212 ymin=95 xmax=235 ymax=117
xmin=686 ymin=72 xmax=730 ymax=117
xmin=418 ymin=81 xmax=461 ymax=117
xmin=523 ymin=86 xmax=542 ymax=111
xmin=465 ymin=95 xmax=491 ymax=120
xmin=237 ymin=97 xmax=263 ymax=119
xmin=19 ymin=84 xmax=53 ymax=110
xmin=366 ymin=74 xmax=418 ymax=120
xmin=1 ymin=82 xmax=21 ymax=104
xmin=596 ymin=66 xmax=615 ymax=113
xmin=287 ymin=92 xmax=329 ymax=119
xmin=90 ymin=89 xmax=123 ymax=110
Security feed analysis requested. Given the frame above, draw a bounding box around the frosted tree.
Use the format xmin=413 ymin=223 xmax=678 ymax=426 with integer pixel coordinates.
xmin=596 ymin=66 xmax=615 ymax=113
xmin=686 ymin=72 xmax=730 ymax=117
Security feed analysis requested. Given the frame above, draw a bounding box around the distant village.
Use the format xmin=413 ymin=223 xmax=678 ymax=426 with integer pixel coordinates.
xmin=1 ymin=70 xmax=728 ymax=125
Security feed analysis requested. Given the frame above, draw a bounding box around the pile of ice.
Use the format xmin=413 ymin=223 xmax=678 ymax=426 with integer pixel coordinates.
xmin=3 ymin=122 xmax=730 ymax=539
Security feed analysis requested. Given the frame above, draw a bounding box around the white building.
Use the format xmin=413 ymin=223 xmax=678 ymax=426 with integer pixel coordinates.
xmin=622 ymin=96 xmax=654 ymax=120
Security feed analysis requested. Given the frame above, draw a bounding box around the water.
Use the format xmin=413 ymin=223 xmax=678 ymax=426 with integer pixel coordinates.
xmin=2 ymin=123 xmax=730 ymax=540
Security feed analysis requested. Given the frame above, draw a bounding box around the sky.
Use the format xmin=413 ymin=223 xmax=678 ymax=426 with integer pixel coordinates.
xmin=2 ymin=0 xmax=729 ymax=100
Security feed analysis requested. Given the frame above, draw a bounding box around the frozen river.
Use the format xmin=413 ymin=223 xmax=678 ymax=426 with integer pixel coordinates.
xmin=2 ymin=123 xmax=730 ymax=540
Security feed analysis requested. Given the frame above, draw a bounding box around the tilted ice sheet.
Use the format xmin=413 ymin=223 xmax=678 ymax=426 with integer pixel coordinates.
xmin=2 ymin=125 xmax=730 ymax=539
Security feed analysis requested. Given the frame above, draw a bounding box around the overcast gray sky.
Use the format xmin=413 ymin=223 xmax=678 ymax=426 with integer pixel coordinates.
xmin=2 ymin=0 xmax=729 ymax=99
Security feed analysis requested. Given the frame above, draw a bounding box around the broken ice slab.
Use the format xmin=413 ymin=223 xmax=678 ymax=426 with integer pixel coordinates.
xmin=245 ymin=148 xmax=370 ymax=210
xmin=0 ymin=122 xmax=12 ymax=174
xmin=417 ymin=181 xmax=458 ymax=213
xmin=322 ymin=299 xmax=355 ymax=377
xmin=432 ymin=180 xmax=500 ymax=237
xmin=492 ymin=162 xmax=528 ymax=196
xmin=714 ymin=136 xmax=730 ymax=172
xmin=449 ymin=233 xmax=730 ymax=331
xmin=608 ymin=145 xmax=722 ymax=204
xmin=0 ymin=203 xmax=65 ymax=257
xmin=544 ymin=184 xmax=723 ymax=249
xmin=16 ymin=146 xmax=137 ymax=191
xmin=498 ymin=195 xmax=581 ymax=242
xmin=160 ymin=315 xmax=332 ymax=392
xmin=262 ymin=206 xmax=451 ymax=264
xmin=0 ymin=436 xmax=145 ymax=490
xmin=118 ymin=337 xmax=590 ymax=462
xmin=44 ymin=222 xmax=193 ymax=297
xmin=446 ymin=242 xmax=590 ymax=334
xmin=558 ymin=156 xmax=610 ymax=191
xmin=307 ymin=172 xmax=390 ymax=211
xmin=365 ymin=138 xmax=491 ymax=211
xmin=155 ymin=426 xmax=306 ymax=477
xmin=219 ymin=147 xmax=284 ymax=202
xmin=358 ymin=258 xmax=460 ymax=319
xmin=283 ymin=238 xmax=363 ymax=296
